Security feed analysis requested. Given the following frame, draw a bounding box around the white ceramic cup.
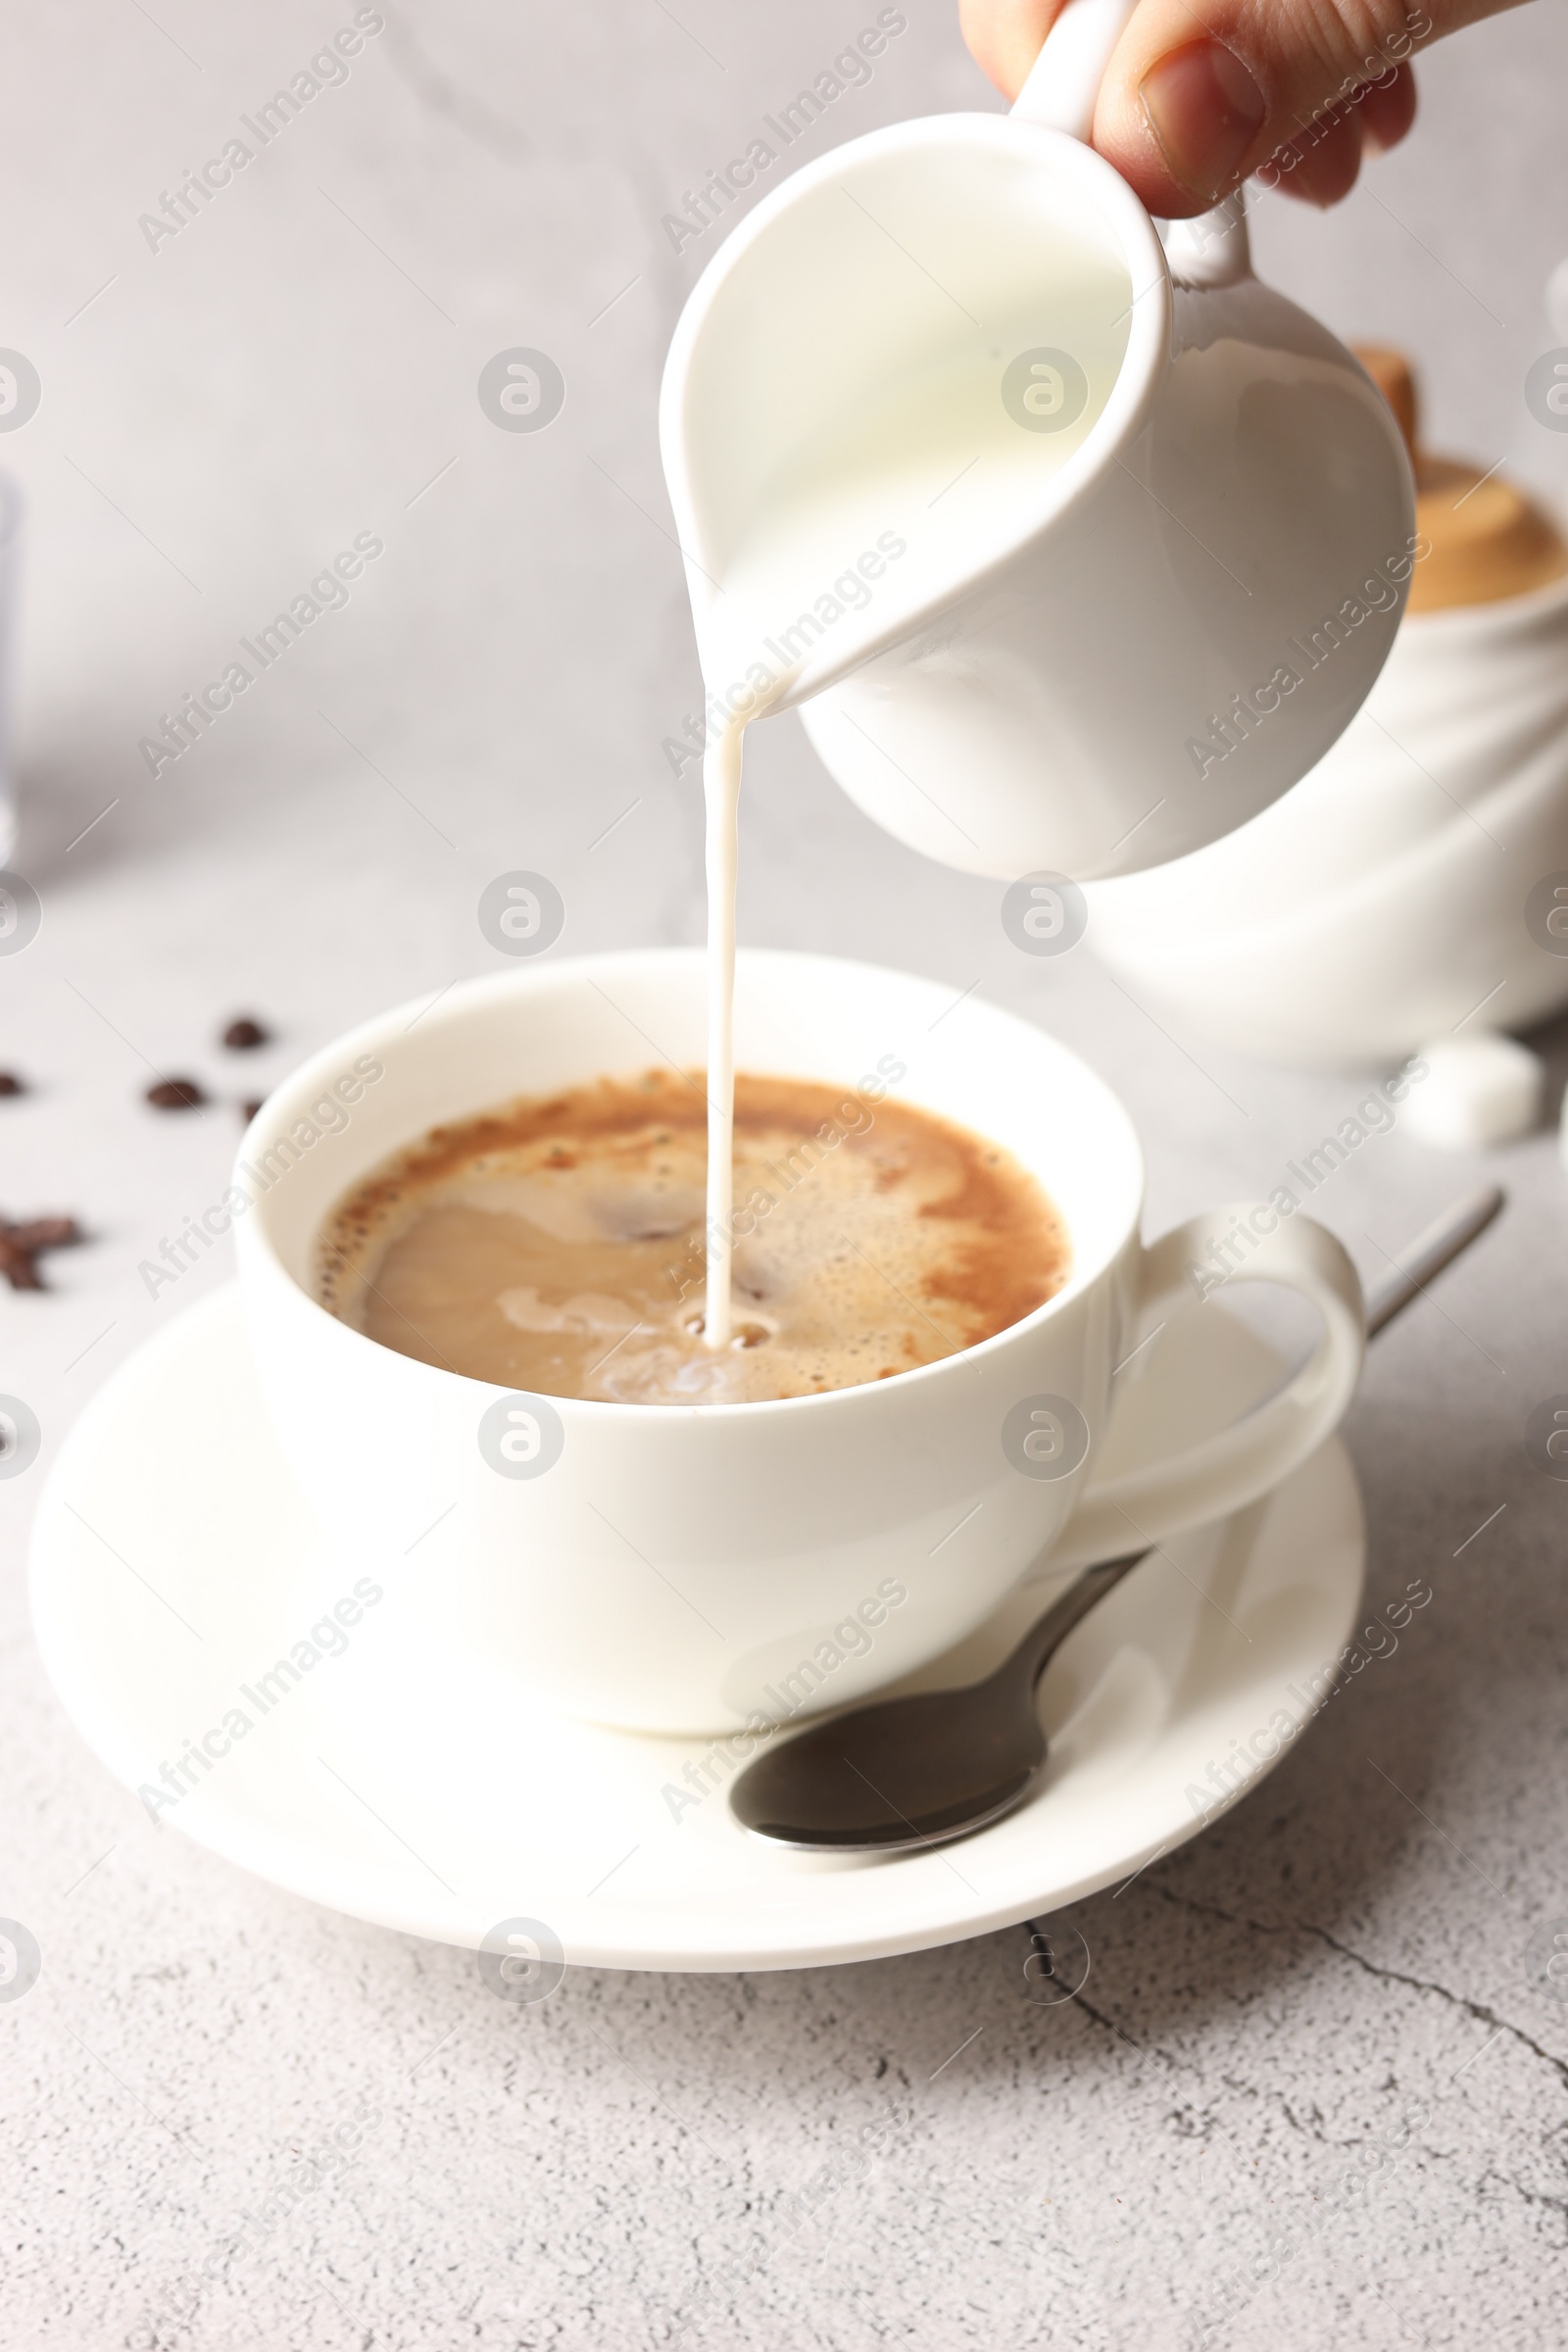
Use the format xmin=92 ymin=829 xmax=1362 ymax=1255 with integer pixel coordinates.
xmin=235 ymin=950 xmax=1364 ymax=1735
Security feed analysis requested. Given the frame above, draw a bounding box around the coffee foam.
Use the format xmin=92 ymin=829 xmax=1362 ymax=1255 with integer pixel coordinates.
xmin=317 ymin=1069 xmax=1069 ymax=1405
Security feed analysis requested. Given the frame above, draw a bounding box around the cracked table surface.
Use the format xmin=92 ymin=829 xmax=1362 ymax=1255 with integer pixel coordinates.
xmin=3 ymin=3 xmax=1568 ymax=2347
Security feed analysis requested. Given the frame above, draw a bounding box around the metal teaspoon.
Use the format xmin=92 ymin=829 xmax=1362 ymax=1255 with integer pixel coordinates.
xmin=729 ymin=1186 xmax=1503 ymax=1854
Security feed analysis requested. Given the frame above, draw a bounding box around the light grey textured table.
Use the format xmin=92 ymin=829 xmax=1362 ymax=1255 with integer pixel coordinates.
xmin=4 ymin=6 xmax=1568 ymax=2346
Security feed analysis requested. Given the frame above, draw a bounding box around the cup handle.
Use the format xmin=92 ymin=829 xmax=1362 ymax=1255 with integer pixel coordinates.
xmin=1049 ymin=1205 xmax=1365 ymax=1572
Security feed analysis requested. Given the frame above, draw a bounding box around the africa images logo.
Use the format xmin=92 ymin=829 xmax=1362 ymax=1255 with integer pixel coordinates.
xmin=1526 ymin=348 xmax=1568 ymax=432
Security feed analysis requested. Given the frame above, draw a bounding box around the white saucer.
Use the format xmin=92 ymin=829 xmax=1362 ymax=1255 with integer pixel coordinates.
xmin=30 ymin=1287 xmax=1364 ymax=1973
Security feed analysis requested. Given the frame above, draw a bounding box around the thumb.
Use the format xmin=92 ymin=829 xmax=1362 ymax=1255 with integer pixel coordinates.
xmin=1091 ymin=0 xmax=1526 ymax=216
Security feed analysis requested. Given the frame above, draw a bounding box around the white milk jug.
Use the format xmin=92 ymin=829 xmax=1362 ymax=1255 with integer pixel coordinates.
xmin=660 ymin=0 xmax=1416 ymax=882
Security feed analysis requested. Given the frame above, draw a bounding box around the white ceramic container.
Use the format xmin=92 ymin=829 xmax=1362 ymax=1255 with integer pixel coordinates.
xmin=659 ymin=0 xmax=1414 ymax=881
xmin=1083 ymin=568 xmax=1568 ymax=1066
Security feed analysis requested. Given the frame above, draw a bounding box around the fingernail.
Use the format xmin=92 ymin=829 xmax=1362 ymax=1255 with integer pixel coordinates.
xmin=1139 ymin=39 xmax=1267 ymax=204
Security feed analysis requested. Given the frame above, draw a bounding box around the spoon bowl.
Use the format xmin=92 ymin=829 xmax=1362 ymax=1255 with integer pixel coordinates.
xmin=729 ymin=1553 xmax=1145 ymax=1851
xmin=727 ymin=1688 xmax=1043 ymax=1853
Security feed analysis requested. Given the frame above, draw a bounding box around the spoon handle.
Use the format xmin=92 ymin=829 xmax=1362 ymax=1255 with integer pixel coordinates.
xmin=1010 ymin=1184 xmax=1506 ymax=1699
xmin=1362 ymin=1185 xmax=1502 ymax=1338
xmin=1011 ymin=1548 xmax=1151 ymax=1694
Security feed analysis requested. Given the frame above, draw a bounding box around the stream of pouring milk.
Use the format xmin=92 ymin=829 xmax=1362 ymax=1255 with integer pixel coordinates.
xmin=693 ymin=263 xmax=1129 ymax=1348
xmin=702 ymin=705 xmax=744 ymax=1347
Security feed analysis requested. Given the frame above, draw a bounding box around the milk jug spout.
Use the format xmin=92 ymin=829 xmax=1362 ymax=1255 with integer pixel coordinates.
xmin=660 ymin=0 xmax=1416 ymax=882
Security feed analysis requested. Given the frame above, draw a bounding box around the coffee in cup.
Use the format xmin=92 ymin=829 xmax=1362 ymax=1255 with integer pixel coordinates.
xmin=316 ymin=1068 xmax=1070 ymax=1406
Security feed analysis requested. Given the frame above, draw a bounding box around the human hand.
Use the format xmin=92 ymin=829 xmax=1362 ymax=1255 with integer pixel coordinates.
xmin=958 ymin=0 xmax=1528 ymax=215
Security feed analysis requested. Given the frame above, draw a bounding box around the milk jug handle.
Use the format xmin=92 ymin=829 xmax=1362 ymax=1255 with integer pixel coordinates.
xmin=1010 ymin=0 xmax=1138 ymax=139
xmin=1010 ymin=0 xmax=1253 ymax=288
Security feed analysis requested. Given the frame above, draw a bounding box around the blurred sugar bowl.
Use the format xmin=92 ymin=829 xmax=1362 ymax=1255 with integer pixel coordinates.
xmin=1083 ymin=349 xmax=1568 ymax=1068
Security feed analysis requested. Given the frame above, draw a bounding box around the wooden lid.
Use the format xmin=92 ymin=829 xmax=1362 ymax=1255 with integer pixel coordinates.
xmin=1352 ymin=344 xmax=1567 ymax=612
xmin=1356 ymin=346 xmax=1418 ymax=455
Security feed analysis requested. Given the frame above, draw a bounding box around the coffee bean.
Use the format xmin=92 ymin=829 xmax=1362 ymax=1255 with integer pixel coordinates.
xmin=240 ymin=1100 xmax=263 ymax=1122
xmin=146 ymin=1079 xmax=206 ymax=1110
xmin=0 ymin=1073 xmax=24 ymax=1097
xmin=0 ymin=1215 xmax=83 ymax=1291
xmin=222 ymin=1017 xmax=270 ymax=1051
